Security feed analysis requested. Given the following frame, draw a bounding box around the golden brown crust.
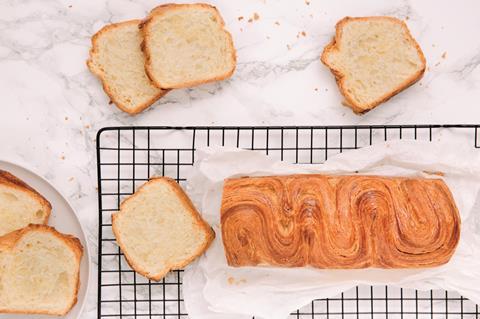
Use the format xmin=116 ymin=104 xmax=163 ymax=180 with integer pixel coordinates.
xmin=86 ymin=19 xmax=169 ymax=115
xmin=321 ymin=16 xmax=426 ymax=114
xmin=0 ymin=224 xmax=83 ymax=316
xmin=112 ymin=177 xmax=215 ymax=281
xmin=0 ymin=170 xmax=51 ymax=226
xmin=141 ymin=3 xmax=236 ymax=89
xmin=221 ymin=174 xmax=460 ymax=269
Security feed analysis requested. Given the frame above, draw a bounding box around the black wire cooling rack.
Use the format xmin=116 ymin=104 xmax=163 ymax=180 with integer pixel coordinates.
xmin=96 ymin=125 xmax=480 ymax=319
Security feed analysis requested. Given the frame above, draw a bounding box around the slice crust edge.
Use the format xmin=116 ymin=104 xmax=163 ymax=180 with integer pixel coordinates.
xmin=321 ymin=16 xmax=427 ymax=114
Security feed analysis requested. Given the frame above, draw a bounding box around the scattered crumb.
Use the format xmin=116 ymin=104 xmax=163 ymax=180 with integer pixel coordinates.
xmin=441 ymin=51 xmax=447 ymax=59
xmin=309 ymin=14 xmax=314 ymax=18
xmin=296 ymin=31 xmax=306 ymax=39
xmin=274 ymin=21 xmax=280 ymax=26
xmin=325 ymin=88 xmax=328 ymax=92
xmin=64 ymin=116 xmax=68 ymax=121
xmin=68 ymin=177 xmax=75 ymax=182
xmin=68 ymin=4 xmax=72 ymax=8
xmin=108 ymin=100 xmax=113 ymax=105
xmin=427 ymin=66 xmax=431 ymax=71
xmin=286 ymin=44 xmax=291 ymax=50
xmin=341 ymin=101 xmax=350 ymax=107
xmin=405 ymin=16 xmax=409 ymax=20
xmin=238 ymin=16 xmax=244 ymax=21
xmin=60 ymin=155 xmax=65 ymax=160
xmin=314 ymin=88 xmax=318 ymax=91
xmin=240 ymin=27 xmax=243 ymax=32
xmin=423 ymin=170 xmax=445 ymax=176
xmin=434 ymin=62 xmax=440 ymax=67
xmin=432 ymin=44 xmax=436 ymax=48
xmin=419 ymin=82 xmax=423 ymax=86
xmin=227 ymin=277 xmax=247 ymax=285
xmin=248 ymin=12 xmax=260 ymax=23
xmin=305 ymin=0 xmax=310 ymax=4
xmin=85 ymin=124 xmax=91 ymax=129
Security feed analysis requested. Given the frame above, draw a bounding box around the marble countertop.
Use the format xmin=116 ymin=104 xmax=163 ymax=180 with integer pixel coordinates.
xmin=1 ymin=0 xmax=479 ymax=318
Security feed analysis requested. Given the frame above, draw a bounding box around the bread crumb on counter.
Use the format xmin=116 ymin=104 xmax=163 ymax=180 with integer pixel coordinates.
xmin=423 ymin=170 xmax=445 ymax=176
xmin=237 ymin=16 xmax=243 ymax=21
xmin=248 ymin=12 xmax=260 ymax=23
xmin=441 ymin=51 xmax=447 ymax=59
xmin=227 ymin=276 xmax=247 ymax=285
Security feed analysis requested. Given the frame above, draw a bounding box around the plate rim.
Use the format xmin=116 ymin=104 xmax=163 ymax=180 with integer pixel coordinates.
xmin=0 ymin=158 xmax=92 ymax=319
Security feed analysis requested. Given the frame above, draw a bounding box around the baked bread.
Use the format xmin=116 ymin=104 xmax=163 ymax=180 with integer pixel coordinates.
xmin=0 ymin=170 xmax=51 ymax=237
xmin=112 ymin=177 xmax=215 ymax=281
xmin=87 ymin=20 xmax=168 ymax=114
xmin=221 ymin=175 xmax=460 ymax=268
xmin=0 ymin=224 xmax=83 ymax=315
xmin=141 ymin=3 xmax=236 ymax=89
xmin=321 ymin=16 xmax=426 ymax=113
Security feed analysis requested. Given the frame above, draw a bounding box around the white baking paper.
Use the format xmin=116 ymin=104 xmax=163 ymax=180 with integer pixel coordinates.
xmin=182 ymin=140 xmax=480 ymax=319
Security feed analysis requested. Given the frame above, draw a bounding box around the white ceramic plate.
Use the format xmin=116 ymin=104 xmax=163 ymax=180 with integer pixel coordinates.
xmin=0 ymin=160 xmax=90 ymax=319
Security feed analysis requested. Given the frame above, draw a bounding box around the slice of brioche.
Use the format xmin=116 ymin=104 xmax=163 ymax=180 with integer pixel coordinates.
xmin=141 ymin=3 xmax=236 ymax=89
xmin=87 ymin=20 xmax=168 ymax=114
xmin=321 ymin=16 xmax=426 ymax=114
xmin=0 ymin=224 xmax=83 ymax=316
xmin=112 ymin=177 xmax=214 ymax=281
xmin=0 ymin=170 xmax=51 ymax=237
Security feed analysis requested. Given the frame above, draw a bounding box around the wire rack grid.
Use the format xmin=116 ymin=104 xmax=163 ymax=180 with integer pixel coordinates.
xmin=96 ymin=124 xmax=480 ymax=319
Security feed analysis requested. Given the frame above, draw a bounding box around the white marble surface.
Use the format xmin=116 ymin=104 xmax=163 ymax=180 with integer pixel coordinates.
xmin=1 ymin=0 xmax=480 ymax=318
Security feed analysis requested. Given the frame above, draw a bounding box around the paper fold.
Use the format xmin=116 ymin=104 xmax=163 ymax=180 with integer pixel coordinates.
xmin=183 ymin=140 xmax=480 ymax=319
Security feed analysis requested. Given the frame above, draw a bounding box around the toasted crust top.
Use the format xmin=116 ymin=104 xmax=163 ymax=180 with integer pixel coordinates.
xmin=321 ymin=16 xmax=426 ymax=114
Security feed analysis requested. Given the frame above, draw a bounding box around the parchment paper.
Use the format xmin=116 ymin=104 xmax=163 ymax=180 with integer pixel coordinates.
xmin=182 ymin=140 xmax=480 ymax=319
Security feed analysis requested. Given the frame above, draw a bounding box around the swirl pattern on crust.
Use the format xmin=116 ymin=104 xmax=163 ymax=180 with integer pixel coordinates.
xmin=220 ymin=175 xmax=460 ymax=268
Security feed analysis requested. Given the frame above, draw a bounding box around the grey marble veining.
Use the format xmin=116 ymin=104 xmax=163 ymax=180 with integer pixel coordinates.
xmin=1 ymin=0 xmax=480 ymax=318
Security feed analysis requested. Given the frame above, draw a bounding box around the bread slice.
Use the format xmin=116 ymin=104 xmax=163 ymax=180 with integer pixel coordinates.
xmin=112 ymin=177 xmax=214 ymax=281
xmin=87 ymin=20 xmax=168 ymax=114
xmin=0 ymin=224 xmax=83 ymax=316
xmin=0 ymin=170 xmax=51 ymax=237
xmin=141 ymin=3 xmax=236 ymax=89
xmin=321 ymin=16 xmax=426 ymax=113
